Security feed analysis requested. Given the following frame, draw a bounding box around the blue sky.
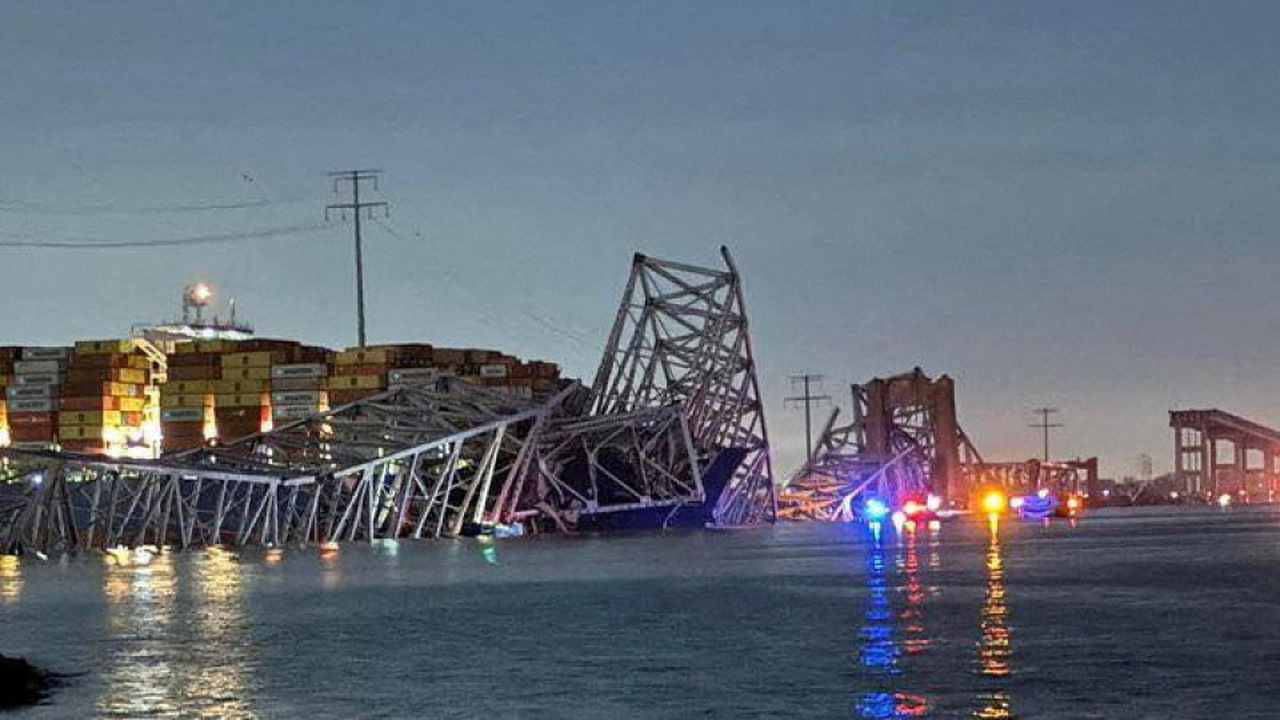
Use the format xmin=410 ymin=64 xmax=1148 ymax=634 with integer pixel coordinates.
xmin=2 ymin=1 xmax=1279 ymax=477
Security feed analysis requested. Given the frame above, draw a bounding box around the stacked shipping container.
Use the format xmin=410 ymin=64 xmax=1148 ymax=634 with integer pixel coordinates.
xmin=160 ymin=339 xmax=330 ymax=450
xmin=1 ymin=337 xmax=562 ymax=457
xmin=0 ymin=347 xmax=16 ymax=446
xmin=5 ymin=347 xmax=70 ymax=450
xmin=327 ymin=344 xmax=438 ymax=405
xmin=59 ymin=340 xmax=153 ymax=455
xmin=161 ymin=342 xmax=220 ymax=453
xmin=271 ymin=361 xmax=329 ymax=424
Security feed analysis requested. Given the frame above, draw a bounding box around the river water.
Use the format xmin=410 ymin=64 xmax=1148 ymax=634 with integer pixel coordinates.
xmin=2 ymin=506 xmax=1278 ymax=718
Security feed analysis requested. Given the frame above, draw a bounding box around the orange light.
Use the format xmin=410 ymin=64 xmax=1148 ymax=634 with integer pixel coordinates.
xmin=903 ymin=500 xmax=922 ymax=517
xmin=1066 ymin=496 xmax=1080 ymax=510
xmin=981 ymin=491 xmax=1007 ymax=515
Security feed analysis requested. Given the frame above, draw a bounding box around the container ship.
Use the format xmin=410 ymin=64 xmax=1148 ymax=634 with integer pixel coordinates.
xmin=0 ymin=283 xmax=564 ymax=459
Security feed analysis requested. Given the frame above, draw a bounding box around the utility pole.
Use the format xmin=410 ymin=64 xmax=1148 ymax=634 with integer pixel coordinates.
xmin=326 ymin=170 xmax=389 ymax=348
xmin=1030 ymin=407 xmax=1063 ymax=462
xmin=785 ymin=374 xmax=831 ymax=469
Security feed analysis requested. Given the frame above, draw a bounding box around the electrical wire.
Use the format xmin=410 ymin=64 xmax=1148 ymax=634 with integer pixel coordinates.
xmin=0 ymin=223 xmax=327 ymax=249
xmin=0 ymin=196 xmax=310 ymax=216
xmin=373 ymin=217 xmax=601 ymax=351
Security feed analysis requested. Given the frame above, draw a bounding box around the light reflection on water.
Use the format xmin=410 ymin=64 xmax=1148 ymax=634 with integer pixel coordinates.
xmin=4 ymin=510 xmax=1278 ymax=717
xmin=974 ymin=516 xmax=1015 ymax=719
xmin=0 ymin=554 xmax=22 ymax=604
xmin=97 ymin=549 xmax=255 ymax=719
xmin=855 ymin=522 xmax=931 ymax=718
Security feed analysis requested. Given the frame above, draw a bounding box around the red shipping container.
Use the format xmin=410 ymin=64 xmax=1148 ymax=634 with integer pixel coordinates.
xmin=61 ymin=396 xmax=120 ymax=411
xmin=7 ymin=412 xmax=56 ymax=426
xmin=167 ymin=365 xmax=220 ymax=380
xmin=328 ymin=389 xmax=382 ymax=405
xmin=167 ymin=352 xmax=222 ymax=368
xmin=10 ymin=425 xmax=55 ymax=442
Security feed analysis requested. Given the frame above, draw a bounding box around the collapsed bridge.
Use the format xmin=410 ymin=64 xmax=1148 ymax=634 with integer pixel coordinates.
xmin=778 ymin=368 xmax=1098 ymax=519
xmin=0 ymin=247 xmax=774 ymax=555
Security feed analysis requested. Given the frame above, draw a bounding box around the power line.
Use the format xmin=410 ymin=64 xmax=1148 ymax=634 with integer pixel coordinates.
xmin=785 ymin=374 xmax=832 ymax=469
xmin=326 ymin=170 xmax=389 ymax=348
xmin=373 ymin=217 xmax=599 ymax=351
xmin=0 ymin=196 xmax=308 ymax=215
xmin=0 ymin=223 xmax=326 ymax=249
xmin=1030 ymin=407 xmax=1064 ymax=461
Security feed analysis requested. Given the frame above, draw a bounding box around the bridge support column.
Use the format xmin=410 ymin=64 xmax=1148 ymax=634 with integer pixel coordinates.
xmin=1205 ymin=434 xmax=1217 ymax=500
xmin=1234 ymin=434 xmax=1247 ymax=501
xmin=1268 ymin=449 xmax=1278 ymax=503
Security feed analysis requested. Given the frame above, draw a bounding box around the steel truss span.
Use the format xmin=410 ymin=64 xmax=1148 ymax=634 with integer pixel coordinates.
xmin=588 ymin=247 xmax=774 ymax=525
xmin=0 ymin=247 xmax=775 ymax=554
xmin=1 ymin=379 xmax=566 ymax=555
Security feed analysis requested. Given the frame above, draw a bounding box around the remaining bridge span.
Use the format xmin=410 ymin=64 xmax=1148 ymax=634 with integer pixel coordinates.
xmin=778 ymin=368 xmax=1100 ymax=519
xmin=1170 ymin=409 xmax=1280 ymax=501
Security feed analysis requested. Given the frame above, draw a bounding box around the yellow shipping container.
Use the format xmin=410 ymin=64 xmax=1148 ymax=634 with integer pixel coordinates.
xmin=58 ymin=425 xmax=127 ymax=442
xmin=166 ymin=380 xmax=214 ymax=394
xmin=0 ymin=375 xmax=10 ymax=388
xmin=74 ymin=339 xmax=138 ymax=355
xmin=59 ymin=410 xmax=122 ymax=427
xmin=213 ymin=378 xmax=271 ymax=394
xmin=335 ymin=348 xmax=391 ymax=366
xmin=220 ymin=366 xmax=273 ymax=381
xmin=160 ymin=393 xmax=209 ymax=408
xmin=118 ymin=397 xmax=146 ymax=413
xmin=102 ymin=382 xmax=142 ymax=397
xmin=216 ymin=393 xmax=268 ymax=408
xmin=327 ymin=374 xmax=386 ymax=390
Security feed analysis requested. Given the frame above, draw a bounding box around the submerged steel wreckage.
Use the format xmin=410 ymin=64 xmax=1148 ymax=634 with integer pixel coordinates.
xmin=0 ymin=247 xmax=773 ymax=554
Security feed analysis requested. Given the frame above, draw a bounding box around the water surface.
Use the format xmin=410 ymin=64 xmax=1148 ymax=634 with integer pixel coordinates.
xmin=3 ymin=506 xmax=1278 ymax=718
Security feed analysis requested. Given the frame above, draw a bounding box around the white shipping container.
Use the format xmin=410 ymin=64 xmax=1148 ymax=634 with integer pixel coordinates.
xmin=491 ymin=385 xmax=533 ymax=400
xmin=271 ymin=391 xmax=326 ymax=406
xmin=161 ymin=408 xmax=204 ymax=422
xmin=272 ymin=405 xmax=322 ymax=421
xmin=14 ymin=360 xmax=64 ymax=375
xmin=21 ymin=347 xmax=70 ymax=361
xmin=271 ymin=363 xmax=327 ymax=379
xmin=9 ymin=398 xmax=54 ymax=412
xmin=271 ymin=376 xmax=326 ymax=391
xmin=15 ymin=373 xmax=63 ymax=386
xmin=479 ymin=364 xmax=509 ymax=378
xmin=389 ymin=367 xmax=449 ymax=384
xmin=5 ymin=385 xmax=55 ymax=400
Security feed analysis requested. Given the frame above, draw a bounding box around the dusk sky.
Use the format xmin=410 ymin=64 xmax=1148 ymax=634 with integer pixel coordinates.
xmin=3 ymin=1 xmax=1279 ymax=478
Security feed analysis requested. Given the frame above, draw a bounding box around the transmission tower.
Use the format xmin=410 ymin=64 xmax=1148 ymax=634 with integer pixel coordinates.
xmin=1030 ymin=407 xmax=1064 ymax=461
xmin=785 ymin=374 xmax=831 ymax=469
xmin=326 ymin=170 xmax=389 ymax=348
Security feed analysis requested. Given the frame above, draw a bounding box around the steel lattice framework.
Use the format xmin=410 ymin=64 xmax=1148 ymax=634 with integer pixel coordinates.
xmin=0 ymin=246 xmax=774 ymax=554
xmin=778 ymin=369 xmax=1102 ymax=520
xmin=589 ymin=247 xmax=775 ymax=524
xmin=778 ymin=369 xmax=982 ymax=520
xmin=1 ymin=379 xmax=569 ymax=555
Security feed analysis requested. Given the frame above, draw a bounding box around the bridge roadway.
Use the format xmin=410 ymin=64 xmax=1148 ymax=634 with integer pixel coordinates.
xmin=1170 ymin=408 xmax=1280 ymax=501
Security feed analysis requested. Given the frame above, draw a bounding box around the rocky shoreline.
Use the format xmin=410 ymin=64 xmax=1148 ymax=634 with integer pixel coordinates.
xmin=0 ymin=655 xmax=50 ymax=708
